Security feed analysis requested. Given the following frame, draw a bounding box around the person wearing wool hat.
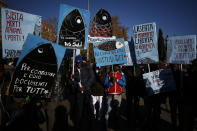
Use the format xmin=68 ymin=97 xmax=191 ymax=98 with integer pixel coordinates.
xmin=71 ymin=55 xmax=95 ymax=130
xmin=75 ymin=55 xmax=83 ymax=63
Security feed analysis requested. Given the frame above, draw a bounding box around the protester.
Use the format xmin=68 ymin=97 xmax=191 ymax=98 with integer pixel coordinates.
xmin=104 ymin=64 xmax=126 ymax=129
xmin=90 ymin=65 xmax=106 ymax=120
xmin=167 ymin=64 xmax=183 ymax=131
xmin=71 ymin=55 xmax=95 ymax=130
xmin=181 ymin=64 xmax=195 ymax=131
xmin=1 ymin=55 xmax=197 ymax=131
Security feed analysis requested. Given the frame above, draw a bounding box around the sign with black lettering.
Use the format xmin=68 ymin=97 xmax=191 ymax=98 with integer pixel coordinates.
xmin=88 ymin=35 xmax=116 ymax=43
xmin=9 ymin=34 xmax=66 ymax=99
xmin=167 ymin=35 xmax=196 ymax=64
xmin=57 ymin=4 xmax=90 ymax=49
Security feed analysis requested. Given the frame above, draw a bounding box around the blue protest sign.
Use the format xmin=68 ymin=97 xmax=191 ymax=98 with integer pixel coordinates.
xmin=57 ymin=4 xmax=90 ymax=49
xmin=93 ymin=38 xmax=127 ymax=67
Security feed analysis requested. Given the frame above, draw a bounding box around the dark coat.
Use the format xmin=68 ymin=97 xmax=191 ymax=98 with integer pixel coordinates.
xmin=91 ymin=67 xmax=106 ymax=96
xmin=73 ymin=63 xmax=95 ymax=94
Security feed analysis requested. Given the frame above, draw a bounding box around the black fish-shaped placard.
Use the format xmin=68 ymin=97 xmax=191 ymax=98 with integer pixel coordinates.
xmin=57 ymin=4 xmax=90 ymax=49
xmin=95 ymin=40 xmax=124 ymax=51
xmin=9 ymin=44 xmax=57 ymax=98
xmin=90 ymin=8 xmax=112 ymax=37
xmin=9 ymin=34 xmax=66 ymax=99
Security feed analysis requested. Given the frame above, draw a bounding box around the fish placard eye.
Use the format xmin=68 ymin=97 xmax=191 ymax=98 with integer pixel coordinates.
xmin=37 ymin=48 xmax=43 ymax=53
xmin=76 ymin=16 xmax=82 ymax=24
xmin=89 ymin=8 xmax=112 ymax=37
xmin=102 ymin=15 xmax=107 ymax=21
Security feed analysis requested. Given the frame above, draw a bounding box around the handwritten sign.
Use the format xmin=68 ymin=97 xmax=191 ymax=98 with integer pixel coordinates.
xmin=133 ymin=22 xmax=159 ymax=64
xmin=167 ymin=35 xmax=196 ymax=64
xmin=10 ymin=61 xmax=56 ymax=98
xmin=9 ymin=34 xmax=66 ymax=99
xmin=142 ymin=68 xmax=176 ymax=96
xmin=1 ymin=8 xmax=42 ymax=58
xmin=93 ymin=38 xmax=127 ymax=67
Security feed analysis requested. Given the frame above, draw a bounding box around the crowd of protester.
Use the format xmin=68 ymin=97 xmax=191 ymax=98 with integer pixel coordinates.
xmin=0 ymin=56 xmax=197 ymax=131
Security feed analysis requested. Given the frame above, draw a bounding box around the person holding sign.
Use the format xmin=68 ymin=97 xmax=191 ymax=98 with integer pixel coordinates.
xmin=89 ymin=64 xmax=106 ymax=121
xmin=70 ymin=55 xmax=95 ymax=130
xmin=104 ymin=64 xmax=126 ymax=129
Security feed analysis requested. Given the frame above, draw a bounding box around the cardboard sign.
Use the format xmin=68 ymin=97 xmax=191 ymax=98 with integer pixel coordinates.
xmin=57 ymin=4 xmax=90 ymax=49
xmin=133 ymin=22 xmax=159 ymax=64
xmin=1 ymin=8 xmax=42 ymax=58
xmin=122 ymin=41 xmax=133 ymax=66
xmin=89 ymin=8 xmax=112 ymax=37
xmin=9 ymin=34 xmax=66 ymax=99
xmin=88 ymin=35 xmax=116 ymax=43
xmin=143 ymin=68 xmax=176 ymax=96
xmin=167 ymin=35 xmax=196 ymax=64
xmin=93 ymin=38 xmax=127 ymax=67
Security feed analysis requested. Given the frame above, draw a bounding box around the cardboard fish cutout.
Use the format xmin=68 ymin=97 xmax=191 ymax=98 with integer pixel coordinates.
xmin=59 ymin=9 xmax=85 ymax=48
xmin=94 ymin=40 xmax=124 ymax=51
xmin=57 ymin=4 xmax=90 ymax=49
xmin=90 ymin=8 xmax=112 ymax=37
xmin=9 ymin=34 xmax=66 ymax=99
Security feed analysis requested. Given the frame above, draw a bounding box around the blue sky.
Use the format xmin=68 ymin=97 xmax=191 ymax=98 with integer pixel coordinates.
xmin=6 ymin=0 xmax=197 ymax=40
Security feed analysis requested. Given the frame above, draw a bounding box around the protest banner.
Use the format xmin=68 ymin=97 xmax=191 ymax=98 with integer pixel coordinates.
xmin=57 ymin=4 xmax=90 ymax=49
xmin=93 ymin=38 xmax=127 ymax=67
xmin=87 ymin=35 xmax=116 ymax=60
xmin=142 ymin=68 xmax=176 ymax=96
xmin=167 ymin=35 xmax=196 ymax=64
xmin=88 ymin=35 xmax=116 ymax=43
xmin=9 ymin=34 xmax=66 ymax=99
xmin=88 ymin=8 xmax=112 ymax=60
xmin=1 ymin=8 xmax=42 ymax=59
xmin=89 ymin=8 xmax=112 ymax=37
xmin=133 ymin=22 xmax=159 ymax=64
xmin=122 ymin=41 xmax=133 ymax=66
